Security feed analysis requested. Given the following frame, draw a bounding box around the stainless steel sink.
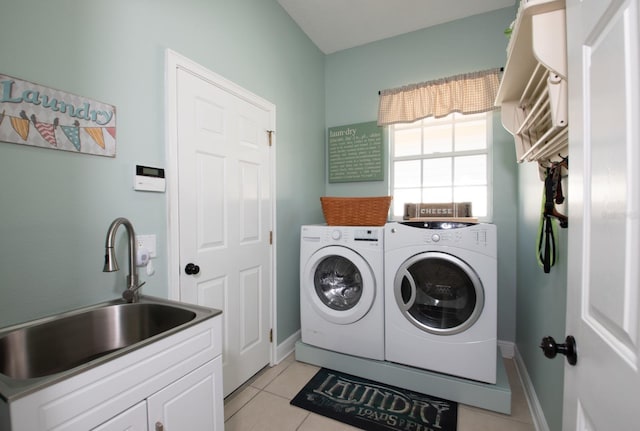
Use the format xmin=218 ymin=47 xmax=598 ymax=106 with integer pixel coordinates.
xmin=0 ymin=299 xmax=210 ymax=381
xmin=0 ymin=303 xmax=195 ymax=380
xmin=0 ymin=297 xmax=221 ymax=402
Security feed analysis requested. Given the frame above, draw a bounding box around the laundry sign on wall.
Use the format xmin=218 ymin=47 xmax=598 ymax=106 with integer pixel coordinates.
xmin=0 ymin=73 xmax=116 ymax=157
xmin=328 ymin=121 xmax=383 ymax=183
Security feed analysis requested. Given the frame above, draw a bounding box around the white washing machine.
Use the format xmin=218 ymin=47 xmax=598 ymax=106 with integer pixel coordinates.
xmin=384 ymin=221 xmax=498 ymax=383
xmin=300 ymin=225 xmax=384 ymax=360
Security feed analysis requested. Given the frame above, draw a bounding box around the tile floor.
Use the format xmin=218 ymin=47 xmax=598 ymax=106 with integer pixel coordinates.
xmin=224 ymin=354 xmax=536 ymax=431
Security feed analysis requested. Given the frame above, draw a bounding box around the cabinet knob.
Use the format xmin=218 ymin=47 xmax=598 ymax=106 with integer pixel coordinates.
xmin=539 ymin=335 xmax=578 ymax=365
xmin=155 ymin=422 xmax=164 ymax=431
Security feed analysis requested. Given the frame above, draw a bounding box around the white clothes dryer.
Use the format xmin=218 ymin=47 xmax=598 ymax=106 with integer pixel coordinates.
xmin=384 ymin=221 xmax=498 ymax=383
xmin=300 ymin=225 xmax=384 ymax=360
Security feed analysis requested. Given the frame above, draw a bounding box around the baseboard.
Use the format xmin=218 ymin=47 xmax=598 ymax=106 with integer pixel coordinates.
xmin=498 ymin=340 xmax=515 ymax=358
xmin=513 ymin=345 xmax=550 ymax=431
xmin=274 ymin=329 xmax=301 ymax=364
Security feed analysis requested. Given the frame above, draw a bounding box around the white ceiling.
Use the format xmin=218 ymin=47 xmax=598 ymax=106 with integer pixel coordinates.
xmin=277 ymin=0 xmax=516 ymax=54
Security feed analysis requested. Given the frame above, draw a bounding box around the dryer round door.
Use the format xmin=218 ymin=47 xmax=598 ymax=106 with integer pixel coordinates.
xmin=393 ymin=251 xmax=484 ymax=335
xmin=303 ymin=246 xmax=376 ymax=325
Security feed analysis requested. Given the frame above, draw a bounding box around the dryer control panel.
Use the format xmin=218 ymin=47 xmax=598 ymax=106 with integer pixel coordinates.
xmin=420 ymin=227 xmax=492 ymax=248
xmin=424 ymin=230 xmax=464 ymax=244
xmin=387 ymin=222 xmax=496 ymax=256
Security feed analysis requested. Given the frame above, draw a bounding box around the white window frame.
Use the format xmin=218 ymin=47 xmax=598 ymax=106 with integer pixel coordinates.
xmin=389 ymin=111 xmax=493 ymax=222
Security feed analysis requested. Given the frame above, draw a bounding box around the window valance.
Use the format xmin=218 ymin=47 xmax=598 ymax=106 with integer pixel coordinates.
xmin=377 ymin=68 xmax=501 ymax=126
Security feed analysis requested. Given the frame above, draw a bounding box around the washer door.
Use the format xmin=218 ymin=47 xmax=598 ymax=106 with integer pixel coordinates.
xmin=394 ymin=251 xmax=484 ymax=335
xmin=303 ymin=246 xmax=375 ymax=324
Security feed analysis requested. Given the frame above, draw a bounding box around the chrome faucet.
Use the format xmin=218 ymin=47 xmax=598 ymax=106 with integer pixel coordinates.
xmin=103 ymin=217 xmax=145 ymax=303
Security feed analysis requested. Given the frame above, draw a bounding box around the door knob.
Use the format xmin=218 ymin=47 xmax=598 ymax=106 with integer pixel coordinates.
xmin=540 ymin=335 xmax=577 ymax=365
xmin=185 ymin=263 xmax=200 ymax=275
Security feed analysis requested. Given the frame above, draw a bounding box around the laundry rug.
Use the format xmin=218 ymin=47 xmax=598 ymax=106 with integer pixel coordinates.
xmin=290 ymin=368 xmax=457 ymax=431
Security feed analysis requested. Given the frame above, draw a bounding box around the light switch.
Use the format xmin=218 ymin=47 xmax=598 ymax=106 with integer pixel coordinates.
xmin=136 ymin=234 xmax=157 ymax=258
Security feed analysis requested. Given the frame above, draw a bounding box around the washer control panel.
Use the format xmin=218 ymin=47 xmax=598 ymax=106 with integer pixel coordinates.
xmin=323 ymin=228 xmax=381 ymax=244
xmin=301 ymin=226 xmax=383 ymax=247
xmin=353 ymin=228 xmax=380 ymax=242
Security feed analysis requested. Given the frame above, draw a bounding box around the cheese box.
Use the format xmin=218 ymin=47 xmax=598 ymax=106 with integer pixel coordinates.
xmin=403 ymin=202 xmax=473 ymax=220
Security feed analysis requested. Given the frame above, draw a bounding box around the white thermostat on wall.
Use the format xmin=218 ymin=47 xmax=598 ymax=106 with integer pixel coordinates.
xmin=134 ymin=165 xmax=166 ymax=192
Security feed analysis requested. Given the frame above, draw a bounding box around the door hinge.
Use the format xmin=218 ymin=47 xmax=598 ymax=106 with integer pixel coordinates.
xmin=269 ymin=328 xmax=273 ymax=343
xmin=269 ymin=231 xmax=273 ymax=245
xmin=267 ymin=130 xmax=274 ymax=147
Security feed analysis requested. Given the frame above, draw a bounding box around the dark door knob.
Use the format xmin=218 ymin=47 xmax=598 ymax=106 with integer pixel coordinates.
xmin=185 ymin=263 xmax=200 ymax=275
xmin=540 ymin=335 xmax=577 ymax=365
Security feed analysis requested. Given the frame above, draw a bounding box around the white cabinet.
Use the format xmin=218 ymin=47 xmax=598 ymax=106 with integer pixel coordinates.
xmin=93 ymin=401 xmax=147 ymax=431
xmin=147 ymin=358 xmax=223 ymax=430
xmin=94 ymin=357 xmax=223 ymax=431
xmin=7 ymin=314 xmax=223 ymax=431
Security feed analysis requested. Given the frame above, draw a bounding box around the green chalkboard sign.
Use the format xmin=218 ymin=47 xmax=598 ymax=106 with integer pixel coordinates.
xmin=328 ymin=121 xmax=384 ymax=183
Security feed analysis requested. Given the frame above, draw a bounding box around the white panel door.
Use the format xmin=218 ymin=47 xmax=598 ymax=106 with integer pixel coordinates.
xmin=176 ymin=67 xmax=273 ymax=397
xmin=564 ymin=0 xmax=640 ymax=429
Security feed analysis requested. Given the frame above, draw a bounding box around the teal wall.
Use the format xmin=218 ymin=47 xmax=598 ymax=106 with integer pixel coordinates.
xmin=517 ymin=162 xmax=567 ymax=431
xmin=0 ymin=0 xmax=326 ymax=344
xmin=324 ymin=8 xmax=520 ymax=344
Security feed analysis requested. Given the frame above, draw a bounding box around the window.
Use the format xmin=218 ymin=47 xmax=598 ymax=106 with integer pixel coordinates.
xmin=390 ymin=112 xmax=492 ymax=221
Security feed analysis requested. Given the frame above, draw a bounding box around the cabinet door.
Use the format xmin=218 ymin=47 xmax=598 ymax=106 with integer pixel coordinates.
xmin=92 ymin=401 xmax=147 ymax=431
xmin=147 ymin=357 xmax=223 ymax=430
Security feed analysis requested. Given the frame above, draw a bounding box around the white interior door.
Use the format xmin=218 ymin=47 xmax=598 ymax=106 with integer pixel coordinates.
xmin=564 ymin=0 xmax=640 ymax=429
xmin=169 ymin=53 xmax=275 ymax=397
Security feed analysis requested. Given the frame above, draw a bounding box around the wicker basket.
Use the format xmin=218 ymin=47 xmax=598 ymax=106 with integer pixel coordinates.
xmin=320 ymin=196 xmax=392 ymax=226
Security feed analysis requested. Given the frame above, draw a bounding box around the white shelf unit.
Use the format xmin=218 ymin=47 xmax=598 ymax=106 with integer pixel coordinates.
xmin=495 ymin=0 xmax=568 ymax=165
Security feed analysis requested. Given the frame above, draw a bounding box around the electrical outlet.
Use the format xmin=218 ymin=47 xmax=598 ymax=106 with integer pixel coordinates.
xmin=136 ymin=234 xmax=157 ymax=258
